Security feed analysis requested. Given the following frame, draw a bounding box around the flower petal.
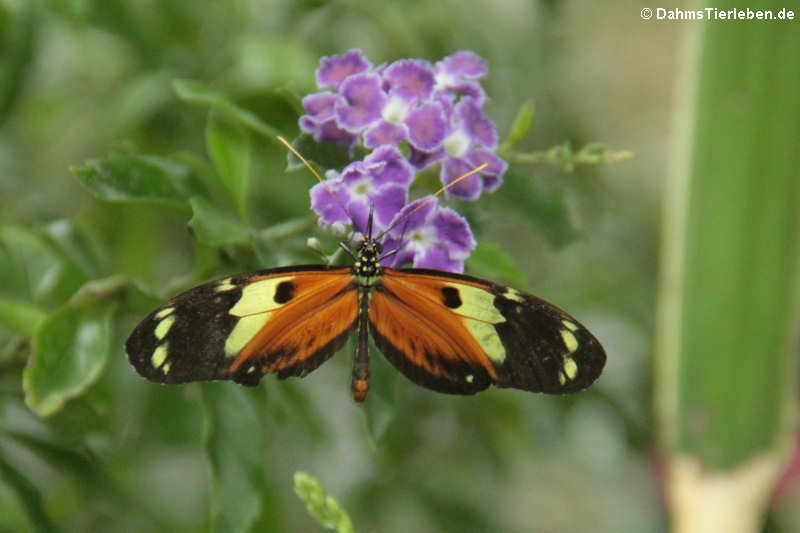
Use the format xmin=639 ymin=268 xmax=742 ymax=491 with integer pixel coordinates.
xmin=444 ymin=80 xmax=486 ymax=103
xmin=456 ymin=97 xmax=498 ymax=148
xmin=299 ymin=116 xmax=357 ymax=147
xmin=383 ymin=59 xmax=435 ymax=100
xmin=414 ymin=244 xmax=463 ymax=272
xmin=369 ymin=183 xmax=408 ymax=230
xmin=440 ymin=157 xmax=482 ymax=201
xmin=406 ymin=101 xmax=447 ymax=152
xmin=335 ymin=73 xmax=386 ymax=132
xmin=379 ymin=237 xmax=414 ymax=267
xmin=310 ymin=180 xmax=351 ymax=226
xmin=364 ymin=145 xmax=414 ymax=187
xmin=346 ymin=198 xmax=371 ymax=235
xmin=301 ymin=91 xmax=338 ymax=120
xmin=408 ymin=146 xmax=446 ymax=171
xmin=436 ymin=51 xmax=487 ymax=79
xmin=432 ymin=207 xmax=476 ymax=259
xmin=467 ymin=149 xmax=508 ymax=193
xmin=316 ymin=49 xmax=372 ymax=89
xmin=387 ymin=196 xmax=435 ymax=237
xmin=364 ymin=121 xmax=408 ymax=148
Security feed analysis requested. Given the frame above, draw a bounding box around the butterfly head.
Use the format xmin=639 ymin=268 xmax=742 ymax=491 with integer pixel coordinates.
xmin=353 ymin=237 xmax=382 ymax=283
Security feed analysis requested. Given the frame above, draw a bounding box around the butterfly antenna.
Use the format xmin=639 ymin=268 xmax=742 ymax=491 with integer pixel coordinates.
xmin=277 ymin=135 xmax=350 ymax=223
xmin=377 ymin=162 xmax=488 ymax=239
xmin=366 ymin=204 xmax=375 ymax=240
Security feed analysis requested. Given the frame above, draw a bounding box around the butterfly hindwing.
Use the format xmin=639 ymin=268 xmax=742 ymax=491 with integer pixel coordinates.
xmin=370 ymin=269 xmax=606 ymax=395
xmin=125 ymin=266 xmax=358 ymax=386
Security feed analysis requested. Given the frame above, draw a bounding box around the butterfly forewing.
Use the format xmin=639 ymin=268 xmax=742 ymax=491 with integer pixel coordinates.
xmin=369 ymin=269 xmax=606 ymax=395
xmin=125 ymin=266 xmax=358 ymax=386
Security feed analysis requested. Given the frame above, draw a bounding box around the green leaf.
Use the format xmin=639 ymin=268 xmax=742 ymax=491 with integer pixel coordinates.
xmin=294 ymin=472 xmax=355 ymax=533
xmin=0 ymin=298 xmax=46 ymax=337
xmin=287 ymin=133 xmax=354 ymax=172
xmin=484 ymin=169 xmax=580 ymax=248
xmin=205 ymin=110 xmax=251 ymax=220
xmin=203 ymin=384 xmax=265 ymax=533
xmin=42 ymin=219 xmax=106 ymax=280
xmin=500 ymin=100 xmax=535 ymax=152
xmin=173 ymin=79 xmax=283 ymax=139
xmin=23 ymin=297 xmax=115 ymax=417
xmin=0 ymin=2 xmax=36 ymax=125
xmin=466 ymin=241 xmax=527 ymax=288
xmin=0 ymin=226 xmax=86 ymax=307
xmin=0 ymin=449 xmax=58 ymax=533
xmin=188 ymin=197 xmax=251 ymax=247
xmin=71 ymin=153 xmax=205 ymax=213
xmin=656 ymin=0 xmax=800 ymax=470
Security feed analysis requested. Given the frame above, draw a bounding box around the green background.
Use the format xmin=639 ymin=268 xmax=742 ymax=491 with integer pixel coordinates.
xmin=1 ymin=1 xmax=798 ymax=532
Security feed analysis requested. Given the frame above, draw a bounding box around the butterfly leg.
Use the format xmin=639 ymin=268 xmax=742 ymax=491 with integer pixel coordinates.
xmin=352 ymin=290 xmax=371 ymax=402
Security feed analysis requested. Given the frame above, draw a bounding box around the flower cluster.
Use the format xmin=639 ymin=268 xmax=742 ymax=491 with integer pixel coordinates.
xmin=301 ymin=49 xmax=508 ymax=272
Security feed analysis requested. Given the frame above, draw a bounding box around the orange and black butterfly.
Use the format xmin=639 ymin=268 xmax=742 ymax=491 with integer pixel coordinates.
xmin=126 ymin=208 xmax=606 ymax=402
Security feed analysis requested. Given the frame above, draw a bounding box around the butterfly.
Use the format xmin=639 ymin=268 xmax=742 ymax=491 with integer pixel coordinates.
xmin=125 ymin=206 xmax=606 ymax=402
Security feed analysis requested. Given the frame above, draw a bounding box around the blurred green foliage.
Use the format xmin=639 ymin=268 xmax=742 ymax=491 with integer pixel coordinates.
xmin=3 ymin=1 xmax=795 ymax=533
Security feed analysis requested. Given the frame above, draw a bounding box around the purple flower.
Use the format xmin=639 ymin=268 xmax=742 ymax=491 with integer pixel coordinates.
xmin=337 ymin=59 xmax=448 ymax=152
xmin=316 ymin=49 xmax=372 ymax=90
xmin=437 ymin=97 xmax=507 ymax=200
xmin=433 ymin=51 xmax=488 ymax=103
xmin=382 ymin=196 xmax=476 ymax=272
xmin=298 ymin=92 xmax=357 ymax=147
xmin=310 ymin=145 xmax=414 ymax=235
xmin=300 ymin=49 xmax=509 ymax=272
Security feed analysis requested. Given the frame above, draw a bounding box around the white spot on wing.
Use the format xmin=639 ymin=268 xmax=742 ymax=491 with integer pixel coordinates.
xmin=151 ymin=344 xmax=168 ymax=368
xmin=561 ymin=319 xmax=579 ymax=332
xmin=560 ymin=329 xmax=578 ymax=354
xmin=215 ymin=278 xmax=236 ymax=292
xmin=563 ymin=356 xmax=578 ymax=380
xmin=155 ymin=307 xmax=174 ymax=319
xmin=504 ymin=287 xmax=526 ymax=303
xmin=154 ymin=315 xmax=175 ymax=340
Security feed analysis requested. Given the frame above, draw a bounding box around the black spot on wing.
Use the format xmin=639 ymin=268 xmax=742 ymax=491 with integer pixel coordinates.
xmin=441 ymin=286 xmax=462 ymax=308
xmin=274 ymin=281 xmax=295 ymax=304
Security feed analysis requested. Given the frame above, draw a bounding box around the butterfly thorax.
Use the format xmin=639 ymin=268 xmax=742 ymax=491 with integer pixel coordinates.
xmin=352 ymin=239 xmax=382 ymax=288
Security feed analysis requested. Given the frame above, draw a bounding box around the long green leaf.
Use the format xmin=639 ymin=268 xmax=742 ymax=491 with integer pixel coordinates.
xmin=655 ymin=3 xmax=800 ymax=532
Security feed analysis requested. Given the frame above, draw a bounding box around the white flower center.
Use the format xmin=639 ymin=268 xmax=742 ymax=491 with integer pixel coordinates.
xmin=443 ymin=129 xmax=470 ymax=158
xmin=407 ymin=228 xmax=434 ymax=251
xmin=382 ymin=96 xmax=409 ymax=123
xmin=434 ymin=71 xmax=456 ymax=90
xmin=353 ymin=178 xmax=372 ymax=197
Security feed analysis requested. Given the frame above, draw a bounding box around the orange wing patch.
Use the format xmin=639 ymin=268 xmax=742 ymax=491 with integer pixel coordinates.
xmin=369 ymin=272 xmax=498 ymax=393
xmin=229 ymin=271 xmax=358 ymax=376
